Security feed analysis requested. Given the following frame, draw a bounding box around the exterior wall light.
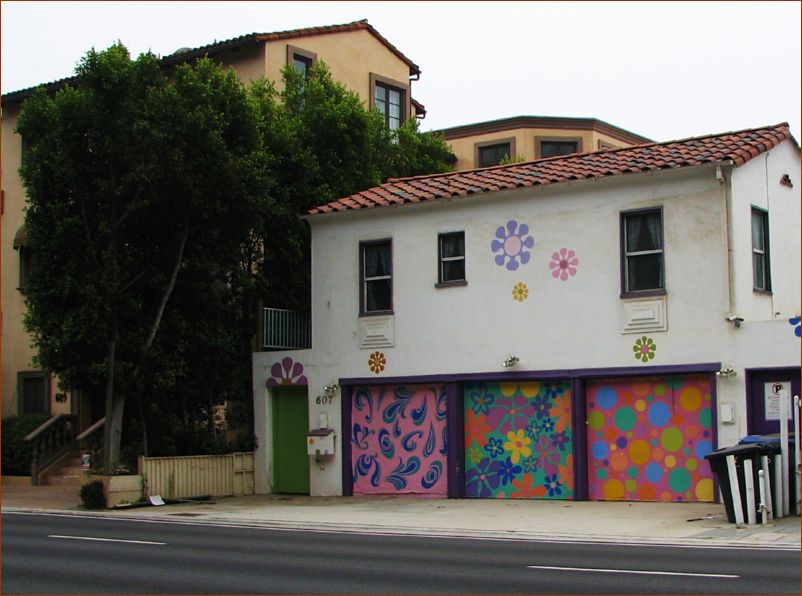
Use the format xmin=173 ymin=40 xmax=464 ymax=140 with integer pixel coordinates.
xmin=501 ymin=356 xmax=520 ymax=368
xmin=725 ymin=315 xmax=744 ymax=328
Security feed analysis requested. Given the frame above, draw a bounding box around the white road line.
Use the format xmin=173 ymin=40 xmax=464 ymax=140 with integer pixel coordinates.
xmin=48 ymin=535 xmax=166 ymax=546
xmin=13 ymin=511 xmax=796 ymax=552
xmin=526 ymin=565 xmax=739 ymax=579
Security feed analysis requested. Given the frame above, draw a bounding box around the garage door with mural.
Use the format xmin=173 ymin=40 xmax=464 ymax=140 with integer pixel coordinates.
xmin=464 ymin=381 xmax=574 ymax=499
xmin=351 ymin=384 xmax=447 ymax=496
xmin=586 ymin=375 xmax=715 ymax=502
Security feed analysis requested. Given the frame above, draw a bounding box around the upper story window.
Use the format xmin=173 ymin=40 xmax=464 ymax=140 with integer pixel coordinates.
xmin=369 ymin=73 xmax=408 ymax=132
xmin=18 ymin=371 xmax=49 ymax=415
xmin=375 ymin=83 xmax=403 ymax=131
xmin=622 ymin=208 xmax=665 ymax=295
xmin=536 ymin=137 xmax=582 ymax=159
xmin=477 ymin=143 xmax=511 ymax=168
xmin=437 ymin=232 xmax=466 ymax=286
xmin=751 ymin=207 xmax=771 ymax=292
xmin=286 ymin=45 xmax=317 ymax=79
xmin=13 ymin=225 xmax=30 ymax=291
xmin=361 ymin=240 xmax=393 ymax=314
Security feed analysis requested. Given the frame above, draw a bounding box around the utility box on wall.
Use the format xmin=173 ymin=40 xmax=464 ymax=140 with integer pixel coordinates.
xmin=306 ymin=428 xmax=335 ymax=456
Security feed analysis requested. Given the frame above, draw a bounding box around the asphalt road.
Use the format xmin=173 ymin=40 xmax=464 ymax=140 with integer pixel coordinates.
xmin=2 ymin=511 xmax=799 ymax=594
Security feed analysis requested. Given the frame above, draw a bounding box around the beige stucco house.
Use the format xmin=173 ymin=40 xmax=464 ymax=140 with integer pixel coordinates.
xmin=0 ymin=19 xmax=425 ymax=427
xmin=439 ymin=115 xmax=652 ymax=171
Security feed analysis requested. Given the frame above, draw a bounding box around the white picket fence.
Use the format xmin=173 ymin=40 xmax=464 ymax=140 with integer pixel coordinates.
xmin=138 ymin=452 xmax=254 ymax=499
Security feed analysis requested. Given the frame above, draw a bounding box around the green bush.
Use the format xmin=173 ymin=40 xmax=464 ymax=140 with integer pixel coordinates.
xmin=79 ymin=480 xmax=106 ymax=509
xmin=1 ymin=414 xmax=50 ymax=475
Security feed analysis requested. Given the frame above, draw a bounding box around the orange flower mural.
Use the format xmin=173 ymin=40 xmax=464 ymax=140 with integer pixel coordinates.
xmin=511 ymin=473 xmax=548 ymax=498
xmin=465 ymin=410 xmax=491 ymax=448
xmin=549 ymin=392 xmax=572 ymax=434
xmin=557 ymin=454 xmax=574 ymax=491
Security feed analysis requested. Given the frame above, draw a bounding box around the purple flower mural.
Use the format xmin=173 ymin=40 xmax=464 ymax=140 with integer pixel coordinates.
xmin=266 ymin=357 xmax=308 ymax=387
xmin=491 ymin=220 xmax=534 ymax=271
xmin=549 ymin=248 xmax=579 ymax=281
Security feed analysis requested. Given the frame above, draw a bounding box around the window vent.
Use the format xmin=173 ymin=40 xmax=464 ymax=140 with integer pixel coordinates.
xmin=358 ymin=315 xmax=395 ymax=349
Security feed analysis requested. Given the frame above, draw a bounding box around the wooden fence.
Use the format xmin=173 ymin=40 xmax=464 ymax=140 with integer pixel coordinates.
xmin=138 ymin=452 xmax=254 ymax=499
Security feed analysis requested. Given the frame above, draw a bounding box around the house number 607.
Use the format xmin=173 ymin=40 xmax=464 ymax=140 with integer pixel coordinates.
xmin=316 ymin=395 xmax=334 ymax=405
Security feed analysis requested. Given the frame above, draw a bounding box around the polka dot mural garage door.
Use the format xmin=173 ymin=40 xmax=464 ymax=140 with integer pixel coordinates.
xmin=586 ymin=376 xmax=714 ymax=502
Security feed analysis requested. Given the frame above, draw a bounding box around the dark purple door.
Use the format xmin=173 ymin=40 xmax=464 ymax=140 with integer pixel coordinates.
xmin=746 ymin=368 xmax=800 ymax=435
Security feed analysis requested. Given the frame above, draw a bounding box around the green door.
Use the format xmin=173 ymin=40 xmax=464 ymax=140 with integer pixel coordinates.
xmin=272 ymin=386 xmax=310 ymax=494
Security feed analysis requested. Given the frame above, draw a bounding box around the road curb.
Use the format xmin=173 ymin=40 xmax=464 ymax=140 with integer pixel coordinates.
xmin=4 ymin=507 xmax=799 ymax=550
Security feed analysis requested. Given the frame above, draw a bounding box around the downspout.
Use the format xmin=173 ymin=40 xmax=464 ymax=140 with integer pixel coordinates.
xmin=719 ymin=163 xmax=736 ymax=317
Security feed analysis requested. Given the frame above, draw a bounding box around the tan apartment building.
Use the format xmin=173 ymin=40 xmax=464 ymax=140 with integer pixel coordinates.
xmin=1 ymin=20 xmax=425 ymax=425
xmin=439 ymin=115 xmax=652 ymax=170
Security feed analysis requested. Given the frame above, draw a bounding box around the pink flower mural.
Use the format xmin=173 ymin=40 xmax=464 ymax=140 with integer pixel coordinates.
xmin=549 ymin=248 xmax=579 ymax=281
xmin=266 ymin=357 xmax=308 ymax=387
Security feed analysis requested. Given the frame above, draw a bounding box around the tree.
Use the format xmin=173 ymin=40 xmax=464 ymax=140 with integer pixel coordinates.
xmin=253 ymin=63 xmax=455 ymax=310
xmin=17 ymin=47 xmax=455 ymax=467
xmin=17 ymin=44 xmax=265 ymax=469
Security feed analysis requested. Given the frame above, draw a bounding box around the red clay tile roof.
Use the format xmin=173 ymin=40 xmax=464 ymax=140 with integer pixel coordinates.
xmin=308 ymin=123 xmax=795 ymax=215
xmin=2 ymin=19 xmax=419 ymax=105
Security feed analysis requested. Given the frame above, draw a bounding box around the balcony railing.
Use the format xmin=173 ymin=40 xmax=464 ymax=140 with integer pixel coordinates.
xmin=263 ymin=307 xmax=311 ymax=350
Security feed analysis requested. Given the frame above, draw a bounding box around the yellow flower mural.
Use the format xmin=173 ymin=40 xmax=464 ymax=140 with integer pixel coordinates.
xmin=512 ymin=282 xmax=529 ymax=302
xmin=504 ymin=429 xmax=532 ymax=464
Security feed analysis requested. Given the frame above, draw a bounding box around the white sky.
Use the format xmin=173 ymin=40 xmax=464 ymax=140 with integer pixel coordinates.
xmin=2 ymin=1 xmax=800 ymax=142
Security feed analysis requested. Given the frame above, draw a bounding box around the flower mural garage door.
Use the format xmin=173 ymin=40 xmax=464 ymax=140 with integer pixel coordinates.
xmin=586 ymin=376 xmax=715 ymax=502
xmin=351 ymin=384 xmax=448 ymax=496
xmin=464 ymin=381 xmax=574 ymax=499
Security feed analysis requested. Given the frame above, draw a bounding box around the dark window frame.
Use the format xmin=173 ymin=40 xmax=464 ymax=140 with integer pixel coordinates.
xmin=751 ymin=207 xmax=772 ymax=293
xmin=535 ymin=136 xmax=583 ymax=159
xmin=620 ymin=207 xmax=666 ymax=298
xmin=359 ymin=239 xmax=393 ymax=316
xmin=286 ymin=45 xmax=317 ymax=79
xmin=369 ymin=73 xmax=409 ymax=131
xmin=18 ymin=371 xmax=50 ymax=416
xmin=474 ymin=138 xmax=516 ymax=168
xmin=18 ymin=244 xmax=31 ymax=291
xmin=436 ymin=231 xmax=467 ymax=287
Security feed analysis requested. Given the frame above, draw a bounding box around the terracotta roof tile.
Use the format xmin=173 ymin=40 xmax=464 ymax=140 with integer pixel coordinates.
xmin=309 ymin=124 xmax=795 ymax=215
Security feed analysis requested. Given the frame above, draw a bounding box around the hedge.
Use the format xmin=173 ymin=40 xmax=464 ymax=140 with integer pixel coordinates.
xmin=2 ymin=414 xmax=51 ymax=476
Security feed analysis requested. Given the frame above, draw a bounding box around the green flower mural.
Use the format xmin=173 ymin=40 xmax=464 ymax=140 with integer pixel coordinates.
xmin=633 ymin=336 xmax=657 ymax=363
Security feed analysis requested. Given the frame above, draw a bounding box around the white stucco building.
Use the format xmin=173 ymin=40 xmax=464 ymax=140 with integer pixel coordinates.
xmin=253 ymin=123 xmax=800 ymax=502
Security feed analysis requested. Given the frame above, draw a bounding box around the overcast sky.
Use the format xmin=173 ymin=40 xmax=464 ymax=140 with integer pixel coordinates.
xmin=2 ymin=1 xmax=800 ymax=142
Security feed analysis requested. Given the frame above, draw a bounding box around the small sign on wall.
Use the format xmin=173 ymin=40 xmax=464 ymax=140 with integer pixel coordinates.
xmin=764 ymin=382 xmax=792 ymax=421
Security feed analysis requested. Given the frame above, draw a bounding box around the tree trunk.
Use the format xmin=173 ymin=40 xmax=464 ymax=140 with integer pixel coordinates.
xmin=102 ymin=340 xmax=119 ymax=471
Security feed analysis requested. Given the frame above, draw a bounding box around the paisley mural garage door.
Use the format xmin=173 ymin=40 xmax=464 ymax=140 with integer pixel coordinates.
xmin=586 ymin=375 xmax=715 ymax=502
xmin=464 ymin=381 xmax=574 ymax=499
xmin=351 ymin=384 xmax=447 ymax=496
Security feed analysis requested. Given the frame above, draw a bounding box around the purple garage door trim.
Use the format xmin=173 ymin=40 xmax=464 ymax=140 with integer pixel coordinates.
xmin=340 ymin=363 xmax=720 ymax=500
xmin=339 ymin=363 xmax=721 ymax=387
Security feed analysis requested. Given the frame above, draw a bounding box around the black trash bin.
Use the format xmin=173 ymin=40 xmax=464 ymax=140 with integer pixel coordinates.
xmin=738 ymin=433 xmax=796 ymax=514
xmin=704 ymin=443 xmax=765 ymax=523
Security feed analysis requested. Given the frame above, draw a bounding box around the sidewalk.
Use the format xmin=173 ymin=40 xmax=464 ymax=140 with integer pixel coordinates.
xmin=2 ymin=485 xmax=799 ymax=548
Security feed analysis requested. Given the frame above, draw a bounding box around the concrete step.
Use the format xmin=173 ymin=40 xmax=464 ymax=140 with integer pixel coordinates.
xmin=43 ymin=474 xmax=81 ymax=487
